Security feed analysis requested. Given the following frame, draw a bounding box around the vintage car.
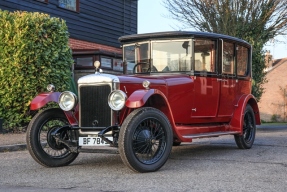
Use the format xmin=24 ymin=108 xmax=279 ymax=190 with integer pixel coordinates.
xmin=26 ymin=31 xmax=260 ymax=173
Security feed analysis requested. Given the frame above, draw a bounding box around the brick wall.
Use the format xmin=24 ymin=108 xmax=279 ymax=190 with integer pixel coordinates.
xmin=69 ymin=38 xmax=121 ymax=54
xmin=258 ymin=58 xmax=287 ymax=122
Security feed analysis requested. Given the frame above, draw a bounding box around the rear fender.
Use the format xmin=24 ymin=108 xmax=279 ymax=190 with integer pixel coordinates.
xmin=230 ymin=94 xmax=261 ymax=133
xmin=125 ymin=89 xmax=190 ymax=142
xmin=30 ymin=92 xmax=79 ymax=126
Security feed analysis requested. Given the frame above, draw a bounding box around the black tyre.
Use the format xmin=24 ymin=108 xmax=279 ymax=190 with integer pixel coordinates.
xmin=234 ymin=104 xmax=256 ymax=149
xmin=119 ymin=107 xmax=173 ymax=173
xmin=26 ymin=108 xmax=78 ymax=167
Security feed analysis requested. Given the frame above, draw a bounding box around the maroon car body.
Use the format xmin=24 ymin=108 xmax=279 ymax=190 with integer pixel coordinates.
xmin=27 ymin=31 xmax=260 ymax=172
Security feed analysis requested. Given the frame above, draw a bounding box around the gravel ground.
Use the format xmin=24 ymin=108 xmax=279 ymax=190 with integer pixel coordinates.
xmin=0 ymin=133 xmax=26 ymax=146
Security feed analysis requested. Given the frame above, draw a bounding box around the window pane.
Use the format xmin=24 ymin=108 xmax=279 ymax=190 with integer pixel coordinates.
xmin=76 ymin=57 xmax=93 ymax=67
xmin=101 ymin=57 xmax=112 ymax=68
xmin=237 ymin=46 xmax=248 ymax=76
xmin=223 ymin=42 xmax=235 ymax=75
xmin=124 ymin=45 xmax=135 ymax=61
xmin=194 ymin=39 xmax=216 ymax=72
xmin=137 ymin=43 xmax=149 ymax=63
xmin=152 ymin=40 xmax=191 ymax=72
xmin=123 ymin=43 xmax=149 ymax=73
xmin=59 ymin=0 xmax=77 ymax=11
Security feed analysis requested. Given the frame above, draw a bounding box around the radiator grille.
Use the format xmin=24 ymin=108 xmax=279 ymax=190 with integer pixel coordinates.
xmin=79 ymin=85 xmax=111 ymax=127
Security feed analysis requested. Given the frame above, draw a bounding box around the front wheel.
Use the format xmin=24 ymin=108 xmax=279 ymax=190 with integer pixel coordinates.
xmin=234 ymin=104 xmax=256 ymax=149
xmin=119 ymin=107 xmax=173 ymax=172
xmin=26 ymin=108 xmax=78 ymax=167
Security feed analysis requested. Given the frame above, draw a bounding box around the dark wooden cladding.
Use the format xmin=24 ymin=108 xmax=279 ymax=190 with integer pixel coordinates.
xmin=0 ymin=0 xmax=137 ymax=47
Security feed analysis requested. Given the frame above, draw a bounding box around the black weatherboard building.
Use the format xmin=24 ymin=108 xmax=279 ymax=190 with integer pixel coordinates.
xmin=0 ymin=0 xmax=138 ymax=78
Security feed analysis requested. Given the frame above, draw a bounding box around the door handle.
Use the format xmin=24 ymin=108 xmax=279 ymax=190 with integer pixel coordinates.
xmin=217 ymin=79 xmax=228 ymax=82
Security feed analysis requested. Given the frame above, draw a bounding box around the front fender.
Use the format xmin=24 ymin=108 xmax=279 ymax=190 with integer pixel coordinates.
xmin=230 ymin=94 xmax=260 ymax=133
xmin=30 ymin=92 xmax=61 ymax=110
xmin=125 ymin=89 xmax=187 ymax=141
xmin=125 ymin=89 xmax=166 ymax=108
xmin=30 ymin=92 xmax=79 ymax=126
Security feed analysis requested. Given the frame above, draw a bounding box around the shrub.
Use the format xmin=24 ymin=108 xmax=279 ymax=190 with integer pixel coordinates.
xmin=270 ymin=114 xmax=280 ymax=123
xmin=0 ymin=10 xmax=73 ymax=131
xmin=261 ymin=119 xmax=266 ymax=123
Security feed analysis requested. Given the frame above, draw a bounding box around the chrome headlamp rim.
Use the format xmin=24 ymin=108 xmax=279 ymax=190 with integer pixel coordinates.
xmin=108 ymin=90 xmax=127 ymax=111
xmin=142 ymin=80 xmax=150 ymax=89
xmin=58 ymin=91 xmax=78 ymax=111
xmin=47 ymin=84 xmax=55 ymax=92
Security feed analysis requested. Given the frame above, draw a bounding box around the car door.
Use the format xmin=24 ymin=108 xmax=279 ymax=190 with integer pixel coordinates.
xmin=191 ymin=39 xmax=220 ymax=119
xmin=217 ymin=41 xmax=237 ymax=118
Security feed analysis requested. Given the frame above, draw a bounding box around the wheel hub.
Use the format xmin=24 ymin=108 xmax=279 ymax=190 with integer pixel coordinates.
xmin=47 ymin=126 xmax=68 ymax=150
xmin=134 ymin=129 xmax=154 ymax=154
xmin=145 ymin=138 xmax=156 ymax=145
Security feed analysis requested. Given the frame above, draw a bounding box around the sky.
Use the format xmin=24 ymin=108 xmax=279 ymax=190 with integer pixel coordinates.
xmin=138 ymin=0 xmax=287 ymax=59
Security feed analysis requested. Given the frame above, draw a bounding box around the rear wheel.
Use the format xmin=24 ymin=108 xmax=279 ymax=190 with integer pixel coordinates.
xmin=119 ymin=107 xmax=173 ymax=172
xmin=234 ymin=104 xmax=256 ymax=149
xmin=26 ymin=108 xmax=78 ymax=167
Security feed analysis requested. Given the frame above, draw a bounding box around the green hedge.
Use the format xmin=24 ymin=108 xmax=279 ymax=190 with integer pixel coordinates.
xmin=0 ymin=10 xmax=73 ymax=131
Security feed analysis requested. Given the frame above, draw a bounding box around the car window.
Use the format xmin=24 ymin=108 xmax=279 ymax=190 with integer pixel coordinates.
xmin=222 ymin=42 xmax=235 ymax=75
xmin=237 ymin=45 xmax=248 ymax=76
xmin=194 ymin=39 xmax=216 ymax=72
xmin=123 ymin=42 xmax=149 ymax=74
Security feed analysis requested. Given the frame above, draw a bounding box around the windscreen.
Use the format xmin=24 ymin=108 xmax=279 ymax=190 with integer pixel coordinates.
xmin=152 ymin=40 xmax=192 ymax=72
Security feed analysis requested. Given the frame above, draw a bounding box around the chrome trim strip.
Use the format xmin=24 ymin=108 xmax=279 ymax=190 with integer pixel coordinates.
xmin=182 ymin=131 xmax=239 ymax=139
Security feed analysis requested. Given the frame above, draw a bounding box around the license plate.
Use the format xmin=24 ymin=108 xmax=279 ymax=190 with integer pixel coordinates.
xmin=79 ymin=136 xmax=113 ymax=146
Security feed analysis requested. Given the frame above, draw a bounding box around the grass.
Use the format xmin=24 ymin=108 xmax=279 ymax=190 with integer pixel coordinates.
xmin=261 ymin=122 xmax=287 ymax=125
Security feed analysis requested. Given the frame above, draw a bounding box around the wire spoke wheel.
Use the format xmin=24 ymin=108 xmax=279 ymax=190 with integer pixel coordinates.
xmin=119 ymin=107 xmax=173 ymax=172
xmin=242 ymin=110 xmax=255 ymax=144
xmin=26 ymin=108 xmax=78 ymax=167
xmin=39 ymin=118 xmax=70 ymax=158
xmin=234 ymin=104 xmax=256 ymax=149
xmin=132 ymin=118 xmax=166 ymax=165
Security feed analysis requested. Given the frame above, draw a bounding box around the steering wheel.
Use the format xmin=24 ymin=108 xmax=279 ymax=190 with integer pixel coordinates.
xmin=133 ymin=62 xmax=158 ymax=73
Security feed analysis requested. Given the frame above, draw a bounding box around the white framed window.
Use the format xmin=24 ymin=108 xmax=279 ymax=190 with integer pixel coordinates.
xmin=58 ymin=0 xmax=79 ymax=12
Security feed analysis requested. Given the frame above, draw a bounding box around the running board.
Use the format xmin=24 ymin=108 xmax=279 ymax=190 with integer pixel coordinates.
xmin=182 ymin=131 xmax=240 ymax=139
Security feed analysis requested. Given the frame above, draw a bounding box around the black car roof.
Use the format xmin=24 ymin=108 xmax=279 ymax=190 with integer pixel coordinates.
xmin=118 ymin=31 xmax=251 ymax=47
